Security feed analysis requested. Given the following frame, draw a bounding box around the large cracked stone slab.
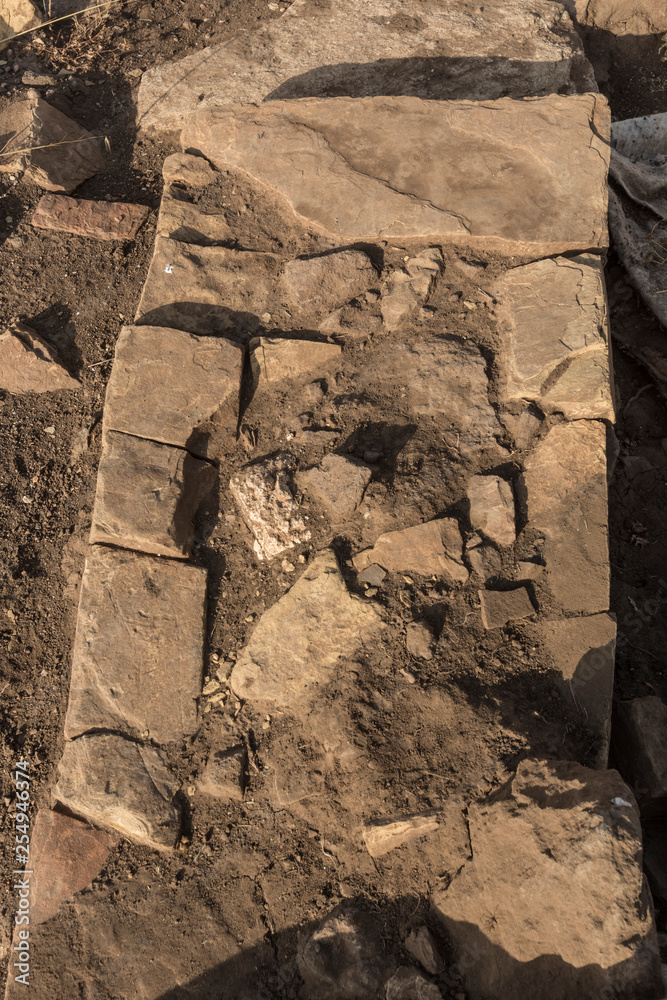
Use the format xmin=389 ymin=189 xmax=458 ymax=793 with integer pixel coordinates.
xmin=354 ymin=519 xmax=467 ymax=583
xmin=231 ymin=549 xmax=383 ymax=709
xmin=135 ymin=240 xmax=280 ymax=336
xmin=53 ymin=734 xmax=181 ymax=851
xmin=497 ymin=255 xmax=614 ymax=421
xmin=64 ymin=546 xmax=206 ymax=743
xmin=139 ymin=0 xmax=593 ymax=133
xmin=103 ymin=325 xmax=243 ymax=457
xmin=90 ymin=431 xmax=216 ymax=559
xmin=355 ymin=336 xmax=502 ymax=459
xmin=182 ymin=95 xmax=610 ymax=256
xmin=531 ymin=614 xmax=616 ymax=766
xmin=521 ymin=421 xmax=609 ymax=615
xmin=431 ymin=758 xmax=662 ymax=1000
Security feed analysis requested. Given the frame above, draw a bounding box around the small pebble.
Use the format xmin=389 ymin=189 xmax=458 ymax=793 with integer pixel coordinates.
xmin=44 ymin=426 xmax=55 ymax=435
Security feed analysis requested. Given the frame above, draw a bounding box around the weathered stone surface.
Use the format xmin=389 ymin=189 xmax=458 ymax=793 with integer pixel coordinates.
xmin=298 ymin=902 xmax=385 ymax=1000
xmin=431 ymin=759 xmax=662 ymax=1000
xmin=405 ymin=927 xmax=444 ymax=977
xmin=0 ymin=323 xmax=80 ymax=393
xmin=230 ymin=453 xmax=311 ymax=561
xmin=479 ymin=587 xmax=535 ymax=628
xmin=354 ymin=519 xmax=467 ymax=583
xmin=562 ymin=0 xmax=667 ymax=33
xmin=613 ymin=697 xmax=667 ymax=815
xmin=64 ymin=546 xmax=206 ymax=743
xmin=356 ymin=337 xmax=502 ymax=459
xmin=363 ymin=813 xmax=441 ymax=858
xmin=136 ymin=239 xmax=280 ymax=335
xmin=251 ymin=337 xmax=341 ymax=384
xmin=32 ymin=194 xmax=149 ymax=240
xmin=466 ymin=536 xmax=503 ymax=582
xmin=231 ymin=549 xmax=382 ymax=708
xmin=497 ymin=255 xmax=614 ymax=420
xmin=0 ymin=93 xmax=104 ymax=192
xmin=140 ymin=0 xmax=593 ymax=133
xmin=162 ymin=151 xmax=217 ymax=187
xmin=532 ymin=614 xmax=616 ymax=766
xmin=103 ymin=325 xmax=243 ymax=457
xmin=28 ymin=810 xmax=117 ymax=925
xmin=297 ymin=454 xmax=371 ymax=519
xmin=521 ymin=421 xmax=609 ymax=615
xmin=358 ymin=563 xmax=386 ymax=588
xmin=281 ymin=250 xmax=377 ymax=319
xmin=182 ymin=95 xmax=610 ymax=255
xmin=196 ymin=746 xmax=246 ymax=802
xmin=467 ymin=475 xmax=515 ymax=547
xmin=53 ymin=734 xmax=181 ymax=851
xmin=385 ymin=967 xmax=443 ymax=1000
xmin=0 ymin=0 xmax=41 ymax=50
xmin=90 ymin=431 xmax=216 ymax=558
xmin=381 ymin=249 xmax=442 ymax=331
xmin=405 ymin=621 xmax=435 ymax=660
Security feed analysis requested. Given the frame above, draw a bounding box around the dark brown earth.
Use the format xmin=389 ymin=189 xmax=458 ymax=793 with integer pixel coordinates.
xmin=0 ymin=2 xmax=666 ymax=997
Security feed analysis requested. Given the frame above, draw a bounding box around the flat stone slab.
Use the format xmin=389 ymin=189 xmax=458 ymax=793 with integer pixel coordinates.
xmin=354 ymin=519 xmax=467 ymax=583
xmin=32 ymin=194 xmax=149 ymax=240
xmin=230 ymin=453 xmax=311 ymax=561
xmin=53 ymin=734 xmax=181 ymax=851
xmin=250 ymin=337 xmax=342 ymax=385
xmin=521 ymin=421 xmax=609 ymax=615
xmin=90 ymin=431 xmax=216 ymax=558
xmin=0 ymin=323 xmax=80 ymax=393
xmin=27 ymin=809 xmax=117 ymax=925
xmin=479 ymin=587 xmax=536 ymax=628
xmin=431 ymin=759 xmax=661 ymax=1000
xmin=531 ymin=613 xmax=616 ymax=766
xmin=103 ymin=325 xmax=243 ymax=457
xmin=496 ymin=255 xmax=614 ymax=420
xmin=280 ymin=250 xmax=378 ymax=320
xmin=139 ymin=0 xmax=593 ymax=133
xmin=64 ymin=546 xmax=206 ymax=743
xmin=182 ymin=95 xmax=610 ymax=255
xmin=613 ymin=696 xmax=667 ymax=814
xmin=297 ymin=454 xmax=371 ymax=520
xmin=467 ymin=475 xmax=515 ymax=547
xmin=231 ymin=549 xmax=383 ymax=709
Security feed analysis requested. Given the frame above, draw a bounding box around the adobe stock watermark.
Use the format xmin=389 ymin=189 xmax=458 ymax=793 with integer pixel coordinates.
xmin=12 ymin=760 xmax=31 ymax=988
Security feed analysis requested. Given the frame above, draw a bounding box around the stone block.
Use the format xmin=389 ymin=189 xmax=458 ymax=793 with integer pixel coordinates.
xmin=405 ymin=927 xmax=444 ymax=977
xmin=479 ymin=587 xmax=535 ymax=628
xmin=230 ymin=453 xmax=311 ymax=561
xmin=250 ymin=337 xmax=342 ymax=384
xmin=231 ymin=549 xmax=383 ymax=709
xmin=0 ymin=323 xmax=80 ymax=393
xmin=405 ymin=621 xmax=435 ymax=660
xmin=297 ymin=454 xmax=371 ymax=519
xmin=32 ymin=194 xmax=149 ymax=239
xmin=467 ymin=475 xmax=515 ymax=547
xmin=53 ymin=734 xmax=180 ymax=851
xmin=139 ymin=0 xmax=593 ymax=133
xmin=354 ymin=519 xmax=467 ymax=582
xmin=64 ymin=546 xmax=206 ymax=744
xmin=90 ymin=431 xmax=216 ymax=559
xmin=613 ymin=697 xmax=667 ymax=815
xmin=182 ymin=95 xmax=610 ymax=255
xmin=102 ymin=325 xmax=243 ymax=457
xmin=431 ymin=759 xmax=662 ymax=1000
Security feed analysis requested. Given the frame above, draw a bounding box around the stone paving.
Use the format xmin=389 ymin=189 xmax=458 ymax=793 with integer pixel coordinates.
xmin=7 ymin=1 xmax=667 ymax=998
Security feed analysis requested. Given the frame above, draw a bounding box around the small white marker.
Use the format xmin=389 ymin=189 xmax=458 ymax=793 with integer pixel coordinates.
xmin=612 ymin=797 xmax=632 ymax=808
xmin=165 ymin=264 xmax=174 ymax=274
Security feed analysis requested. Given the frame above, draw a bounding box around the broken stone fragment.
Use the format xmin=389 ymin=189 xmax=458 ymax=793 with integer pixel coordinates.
xmin=0 ymin=93 xmax=104 ymax=192
xmin=139 ymin=0 xmax=593 ymax=133
xmin=431 ymin=758 xmax=662 ymax=1000
xmin=297 ymin=454 xmax=371 ymax=520
xmin=64 ymin=546 xmax=206 ymax=744
xmin=32 ymin=194 xmax=149 ymax=240
xmin=298 ymin=902 xmax=386 ymax=1000
xmin=27 ymin=810 xmax=117 ymax=925
xmin=466 ymin=536 xmax=503 ymax=582
xmin=231 ymin=549 xmax=383 ymax=710
xmin=404 ymin=927 xmax=444 ymax=977
xmin=230 ymin=453 xmax=311 ymax=561
xmin=90 ymin=431 xmax=216 ymax=559
xmin=405 ymin=621 xmax=435 ymax=661
xmin=467 ymin=475 xmax=515 ymax=547
xmin=354 ymin=519 xmax=467 ymax=583
xmin=162 ymin=151 xmax=218 ymax=187
xmin=0 ymin=0 xmax=41 ymax=51
xmin=612 ymin=697 xmax=667 ymax=815
xmin=182 ymin=95 xmax=609 ymax=255
xmin=355 ymin=336 xmax=502 ymax=459
xmin=531 ymin=613 xmax=616 ymax=767
xmin=358 ymin=563 xmax=386 ymax=588
xmin=521 ymin=420 xmax=609 ymax=615
xmin=479 ymin=587 xmax=535 ymax=628
xmin=496 ymin=255 xmax=614 ymax=421
xmin=196 ymin=746 xmax=246 ymax=802
xmin=135 ymin=239 xmax=280 ymax=335
xmin=381 ymin=249 xmax=442 ymax=331
xmin=280 ymin=250 xmax=377 ymax=318
xmin=0 ymin=322 xmax=80 ymax=393
xmin=385 ymin=967 xmax=443 ymax=1000
xmin=53 ymin=734 xmax=181 ymax=851
xmin=102 ymin=325 xmax=243 ymax=458
xmin=363 ymin=813 xmax=441 ymax=859
xmin=250 ymin=336 xmax=341 ymax=384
